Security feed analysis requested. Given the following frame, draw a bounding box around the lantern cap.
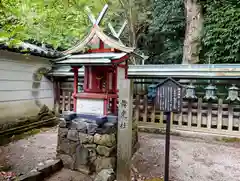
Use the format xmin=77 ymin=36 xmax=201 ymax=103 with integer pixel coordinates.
xmin=186 ymin=83 xmax=195 ymax=89
xmin=205 ymin=84 xmax=217 ymax=90
xmin=229 ymin=84 xmax=239 ymax=90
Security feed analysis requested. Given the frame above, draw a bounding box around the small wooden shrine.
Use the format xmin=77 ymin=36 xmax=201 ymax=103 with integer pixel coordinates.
xmin=55 ymin=4 xmax=135 ymax=116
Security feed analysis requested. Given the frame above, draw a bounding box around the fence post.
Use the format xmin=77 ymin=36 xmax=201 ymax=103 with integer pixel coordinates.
xmin=207 ymin=103 xmax=212 ymax=129
xmin=135 ymin=95 xmax=140 ymax=122
xmin=62 ymin=92 xmax=66 ymax=112
xmin=217 ymin=99 xmax=223 ymax=130
xmin=197 ymin=98 xmax=202 ymax=128
xmin=143 ymin=95 xmax=148 ymax=122
xmin=187 ymin=100 xmax=192 ymax=127
xmin=151 ymin=101 xmax=156 ymax=123
xmin=68 ymin=92 xmax=71 ymax=111
xmin=228 ymin=104 xmax=234 ymax=132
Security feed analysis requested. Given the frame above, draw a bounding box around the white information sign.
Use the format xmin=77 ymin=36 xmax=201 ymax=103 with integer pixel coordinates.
xmin=76 ymin=98 xmax=104 ymax=115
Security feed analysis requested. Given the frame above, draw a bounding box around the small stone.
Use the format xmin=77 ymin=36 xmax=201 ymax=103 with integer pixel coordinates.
xmin=58 ymin=128 xmax=68 ymax=138
xmin=88 ymin=147 xmax=97 ymax=162
xmin=67 ymin=129 xmax=79 ymax=141
xmin=63 ymin=111 xmax=76 ymax=121
xmin=75 ymin=145 xmax=89 ymax=165
xmin=94 ymin=134 xmax=116 ymax=147
xmin=96 ymin=145 xmax=116 ymax=157
xmin=68 ymin=141 xmax=79 ymax=155
xmin=94 ymin=156 xmax=116 ymax=172
xmin=59 ymin=119 xmax=67 ymax=128
xmin=86 ymin=122 xmax=98 ymax=135
xmin=57 ymin=154 xmax=74 ymax=169
xmin=83 ymin=144 xmax=97 ymax=149
xmin=79 ymin=133 xmax=94 ymax=144
xmin=97 ymin=122 xmax=116 ymax=134
xmin=57 ymin=138 xmax=69 ymax=154
xmin=76 ymin=165 xmax=91 ymax=175
xmin=94 ymin=169 xmax=115 ymax=181
xmin=71 ymin=120 xmax=88 ymax=132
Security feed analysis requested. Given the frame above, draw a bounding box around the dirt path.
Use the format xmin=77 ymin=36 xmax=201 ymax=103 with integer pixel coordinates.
xmin=0 ymin=127 xmax=58 ymax=176
xmin=132 ymin=133 xmax=240 ymax=181
xmin=1 ymin=128 xmax=240 ymax=181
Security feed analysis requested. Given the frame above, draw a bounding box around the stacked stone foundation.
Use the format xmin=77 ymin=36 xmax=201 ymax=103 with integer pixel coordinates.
xmin=57 ymin=113 xmax=138 ymax=179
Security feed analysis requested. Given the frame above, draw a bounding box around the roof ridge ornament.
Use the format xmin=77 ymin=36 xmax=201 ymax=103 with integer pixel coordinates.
xmin=61 ymin=4 xmax=135 ymax=55
xmin=85 ymin=4 xmax=109 ymax=27
xmin=108 ymin=20 xmax=128 ymax=40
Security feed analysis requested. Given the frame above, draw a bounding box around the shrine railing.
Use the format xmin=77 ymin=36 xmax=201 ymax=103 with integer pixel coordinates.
xmin=58 ymin=78 xmax=240 ymax=137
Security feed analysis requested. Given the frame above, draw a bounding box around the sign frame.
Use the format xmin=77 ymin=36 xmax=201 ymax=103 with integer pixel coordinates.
xmin=155 ymin=77 xmax=183 ymax=113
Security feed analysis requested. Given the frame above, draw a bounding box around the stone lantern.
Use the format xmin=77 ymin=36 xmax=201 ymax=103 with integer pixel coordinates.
xmin=204 ymin=83 xmax=217 ymax=100
xmin=226 ymin=84 xmax=240 ymax=102
xmin=184 ymin=83 xmax=197 ymax=99
xmin=147 ymin=84 xmax=157 ymax=101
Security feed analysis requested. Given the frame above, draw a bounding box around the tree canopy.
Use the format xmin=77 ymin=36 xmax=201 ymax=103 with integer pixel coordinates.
xmin=1 ymin=0 xmax=240 ymax=64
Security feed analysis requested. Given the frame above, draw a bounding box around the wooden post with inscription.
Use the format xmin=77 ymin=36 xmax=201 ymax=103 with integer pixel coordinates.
xmin=155 ymin=77 xmax=183 ymax=181
xmin=117 ymin=76 xmax=133 ymax=181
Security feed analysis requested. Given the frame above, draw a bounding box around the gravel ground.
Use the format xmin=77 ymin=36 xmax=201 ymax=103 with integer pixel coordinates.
xmin=132 ymin=133 xmax=240 ymax=181
xmin=1 ymin=128 xmax=240 ymax=181
xmin=0 ymin=127 xmax=58 ymax=176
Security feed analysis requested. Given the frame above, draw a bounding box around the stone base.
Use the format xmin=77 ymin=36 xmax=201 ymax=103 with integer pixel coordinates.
xmin=57 ymin=114 xmax=117 ymax=178
xmin=57 ymin=113 xmax=139 ymax=180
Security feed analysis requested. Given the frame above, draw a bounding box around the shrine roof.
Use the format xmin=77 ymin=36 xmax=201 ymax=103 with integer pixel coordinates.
xmin=55 ymin=52 xmax=128 ymax=65
xmin=62 ymin=26 xmax=135 ymax=55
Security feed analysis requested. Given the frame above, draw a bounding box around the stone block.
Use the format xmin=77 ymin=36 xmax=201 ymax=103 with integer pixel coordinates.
xmin=96 ymin=145 xmax=116 ymax=157
xmin=58 ymin=128 xmax=68 ymax=138
xmin=94 ymin=156 xmax=116 ymax=172
xmin=67 ymin=129 xmax=79 ymax=141
xmin=58 ymin=138 xmax=69 ymax=154
xmin=86 ymin=122 xmax=98 ymax=135
xmin=79 ymin=132 xmax=94 ymax=144
xmin=63 ymin=111 xmax=76 ymax=121
xmin=94 ymin=134 xmax=116 ymax=147
xmin=88 ymin=147 xmax=97 ymax=163
xmin=68 ymin=141 xmax=79 ymax=155
xmin=57 ymin=154 xmax=74 ymax=170
xmin=97 ymin=122 xmax=116 ymax=134
xmin=70 ymin=120 xmax=88 ymax=133
xmin=94 ymin=169 xmax=115 ymax=181
xmin=75 ymin=145 xmax=89 ymax=165
xmin=59 ymin=119 xmax=67 ymax=128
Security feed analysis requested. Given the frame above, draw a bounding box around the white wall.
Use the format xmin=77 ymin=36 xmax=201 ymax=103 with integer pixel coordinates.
xmin=0 ymin=50 xmax=54 ymax=124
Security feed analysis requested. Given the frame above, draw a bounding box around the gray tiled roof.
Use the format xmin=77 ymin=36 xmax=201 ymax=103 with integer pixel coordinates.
xmin=0 ymin=38 xmax=63 ymax=58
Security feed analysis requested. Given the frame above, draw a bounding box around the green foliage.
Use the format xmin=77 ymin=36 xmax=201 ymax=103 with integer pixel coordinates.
xmin=145 ymin=0 xmax=185 ymax=64
xmin=200 ymin=0 xmax=240 ymax=63
xmin=0 ymin=0 xmax=118 ymax=49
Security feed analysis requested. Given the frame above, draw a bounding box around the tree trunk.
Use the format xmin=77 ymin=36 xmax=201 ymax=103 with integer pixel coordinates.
xmin=182 ymin=0 xmax=203 ymax=64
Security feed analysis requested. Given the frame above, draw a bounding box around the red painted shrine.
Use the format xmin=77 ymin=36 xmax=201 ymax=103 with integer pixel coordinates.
xmin=56 ymin=9 xmax=135 ymax=116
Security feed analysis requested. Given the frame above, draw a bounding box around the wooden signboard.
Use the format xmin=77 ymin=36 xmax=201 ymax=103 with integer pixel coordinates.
xmin=155 ymin=77 xmax=183 ymax=113
xmin=154 ymin=77 xmax=183 ymax=181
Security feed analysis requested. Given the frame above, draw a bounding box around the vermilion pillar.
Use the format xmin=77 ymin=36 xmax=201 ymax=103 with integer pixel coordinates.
xmin=73 ymin=67 xmax=79 ymax=112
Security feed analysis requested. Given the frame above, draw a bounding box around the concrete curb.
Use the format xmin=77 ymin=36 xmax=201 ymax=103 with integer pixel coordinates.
xmin=17 ymin=159 xmax=63 ymax=181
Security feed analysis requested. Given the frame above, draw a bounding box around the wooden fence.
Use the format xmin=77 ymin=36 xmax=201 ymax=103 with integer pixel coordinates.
xmin=59 ymin=90 xmax=240 ymax=136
